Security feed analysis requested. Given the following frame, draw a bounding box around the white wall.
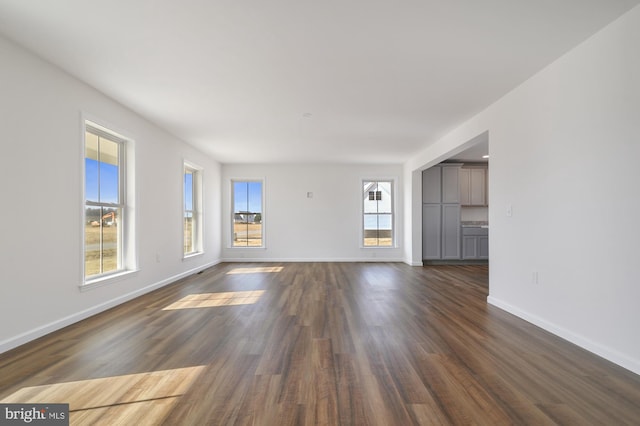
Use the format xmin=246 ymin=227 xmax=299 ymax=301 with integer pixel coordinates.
xmin=405 ymin=6 xmax=640 ymax=374
xmin=222 ymin=163 xmax=404 ymax=261
xmin=460 ymin=207 xmax=488 ymax=223
xmin=0 ymin=36 xmax=222 ymax=352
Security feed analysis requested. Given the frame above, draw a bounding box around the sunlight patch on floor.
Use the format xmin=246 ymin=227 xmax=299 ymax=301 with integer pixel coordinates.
xmin=226 ymin=266 xmax=284 ymax=274
xmin=0 ymin=366 xmax=205 ymax=425
xmin=162 ymin=290 xmax=266 ymax=310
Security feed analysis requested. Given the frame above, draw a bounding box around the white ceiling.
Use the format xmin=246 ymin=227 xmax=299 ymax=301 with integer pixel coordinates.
xmin=448 ymin=138 xmax=489 ymax=163
xmin=0 ymin=0 xmax=638 ymax=164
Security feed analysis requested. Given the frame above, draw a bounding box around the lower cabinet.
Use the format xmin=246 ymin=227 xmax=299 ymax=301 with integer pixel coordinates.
xmin=422 ymin=204 xmax=460 ymax=260
xmin=442 ymin=205 xmax=461 ymax=259
xmin=462 ymin=227 xmax=489 ymax=260
xmin=422 ymin=204 xmax=441 ymax=259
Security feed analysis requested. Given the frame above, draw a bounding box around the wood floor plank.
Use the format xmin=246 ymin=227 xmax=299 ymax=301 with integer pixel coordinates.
xmin=1 ymin=262 xmax=640 ymax=425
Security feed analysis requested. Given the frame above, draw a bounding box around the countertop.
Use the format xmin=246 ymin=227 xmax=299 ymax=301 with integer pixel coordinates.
xmin=461 ymin=221 xmax=489 ymax=228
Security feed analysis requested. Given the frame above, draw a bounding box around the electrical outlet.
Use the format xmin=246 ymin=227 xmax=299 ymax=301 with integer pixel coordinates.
xmin=506 ymin=204 xmax=513 ymax=217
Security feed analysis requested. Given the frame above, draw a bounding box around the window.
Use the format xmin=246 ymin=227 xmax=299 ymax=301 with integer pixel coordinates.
xmin=84 ymin=123 xmax=127 ymax=280
xmin=232 ymin=180 xmax=263 ymax=247
xmin=363 ymin=180 xmax=393 ymax=247
xmin=184 ymin=162 xmax=203 ymax=256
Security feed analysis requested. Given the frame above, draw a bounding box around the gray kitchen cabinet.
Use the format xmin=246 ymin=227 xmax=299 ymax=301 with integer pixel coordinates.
xmin=459 ymin=166 xmax=487 ymax=206
xmin=442 ymin=165 xmax=460 ymax=204
xmin=422 ymin=164 xmax=461 ymax=261
xmin=462 ymin=227 xmax=489 ymax=259
xmin=442 ymin=204 xmax=461 ymax=259
xmin=459 ymin=168 xmax=471 ymax=205
xmin=422 ymin=204 xmax=442 ymax=259
xmin=422 ymin=166 xmax=442 ymax=203
xmin=462 ymin=236 xmax=478 ymax=259
xmin=470 ymin=168 xmax=486 ymax=205
xmin=478 ymin=235 xmax=489 ymax=258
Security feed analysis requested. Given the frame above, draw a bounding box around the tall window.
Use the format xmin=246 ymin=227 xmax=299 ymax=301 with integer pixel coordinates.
xmin=84 ymin=123 xmax=126 ymax=279
xmin=363 ymin=180 xmax=394 ymax=247
xmin=232 ymin=180 xmax=263 ymax=247
xmin=184 ymin=163 xmax=203 ymax=256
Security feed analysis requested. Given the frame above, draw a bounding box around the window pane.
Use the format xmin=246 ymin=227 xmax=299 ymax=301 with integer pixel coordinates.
xmin=233 ymin=182 xmax=248 ymax=213
xmin=85 ymin=206 xmax=121 ymax=277
xmin=99 ymin=138 xmax=119 ymax=204
xmin=100 ymin=207 xmax=120 ymax=273
xmin=363 ymin=214 xmax=392 ymax=247
xmin=184 ymin=170 xmax=193 ymax=211
xmin=85 ymin=207 xmax=101 ymax=276
xmin=233 ymin=181 xmax=263 ymax=247
xmin=184 ymin=211 xmax=194 ymax=254
xmin=85 ymin=132 xmax=99 ymax=203
xmin=363 ymin=182 xmax=378 ymax=213
xmin=248 ymin=181 xmax=262 ymax=214
xmin=377 ymin=182 xmax=392 ymax=213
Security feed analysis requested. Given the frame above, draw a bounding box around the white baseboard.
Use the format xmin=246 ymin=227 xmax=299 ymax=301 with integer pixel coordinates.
xmin=222 ymin=257 xmax=405 ymax=263
xmin=0 ymin=260 xmax=220 ymax=355
xmin=487 ymin=296 xmax=640 ymax=376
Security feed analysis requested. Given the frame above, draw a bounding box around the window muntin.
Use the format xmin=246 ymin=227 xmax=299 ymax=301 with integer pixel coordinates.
xmin=184 ymin=164 xmax=202 ymax=256
xmin=232 ymin=180 xmax=263 ymax=247
xmin=363 ymin=180 xmax=393 ymax=247
xmin=84 ymin=124 xmax=125 ymax=279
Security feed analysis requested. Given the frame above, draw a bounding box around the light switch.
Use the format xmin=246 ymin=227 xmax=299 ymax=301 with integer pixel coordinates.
xmin=506 ymin=204 xmax=513 ymax=217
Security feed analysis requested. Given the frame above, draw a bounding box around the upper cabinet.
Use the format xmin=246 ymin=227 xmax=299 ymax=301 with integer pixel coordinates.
xmin=423 ymin=164 xmax=462 ymax=204
xmin=442 ymin=165 xmax=461 ymax=204
xmin=459 ymin=166 xmax=487 ymax=206
xmin=422 ymin=166 xmax=442 ymax=203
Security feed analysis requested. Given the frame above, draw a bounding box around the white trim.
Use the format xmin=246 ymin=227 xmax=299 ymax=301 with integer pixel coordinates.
xmin=183 ymin=252 xmax=204 ymax=261
xmin=81 ymin=269 xmax=139 ymax=291
xmin=361 ymin=177 xmax=397 ymax=249
xmin=222 ymin=257 xmax=405 ymax=263
xmin=229 ymin=177 xmax=266 ymax=249
xmin=0 ymin=260 xmax=221 ymax=355
xmin=487 ymin=296 xmax=640 ymax=376
xmin=183 ymin=159 xmax=204 ymax=257
xmin=81 ymin=114 xmax=138 ymax=284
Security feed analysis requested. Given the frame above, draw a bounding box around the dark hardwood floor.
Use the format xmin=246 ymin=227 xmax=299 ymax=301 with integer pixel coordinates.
xmin=1 ymin=263 xmax=639 ymax=425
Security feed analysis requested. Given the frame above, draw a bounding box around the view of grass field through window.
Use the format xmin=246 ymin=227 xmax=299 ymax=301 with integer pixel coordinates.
xmin=84 ymin=208 xmax=119 ymax=276
xmin=84 ymin=126 xmax=123 ymax=279
xmin=233 ymin=181 xmax=263 ymax=247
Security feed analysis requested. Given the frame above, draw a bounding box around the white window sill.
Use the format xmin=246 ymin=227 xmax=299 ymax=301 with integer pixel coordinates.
xmin=80 ymin=269 xmax=139 ymax=292
xmin=183 ymin=251 xmax=204 ymax=261
xmin=228 ymin=246 xmax=266 ymax=250
xmin=360 ymin=246 xmax=397 ymax=249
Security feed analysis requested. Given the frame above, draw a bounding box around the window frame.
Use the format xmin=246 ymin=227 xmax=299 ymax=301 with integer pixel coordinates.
xmin=183 ymin=161 xmax=204 ymax=258
xmin=362 ymin=179 xmax=395 ymax=248
xmin=82 ymin=119 xmax=136 ymax=288
xmin=230 ymin=179 xmax=265 ymax=248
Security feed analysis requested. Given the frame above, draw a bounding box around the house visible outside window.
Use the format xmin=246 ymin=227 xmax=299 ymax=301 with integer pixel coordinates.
xmin=232 ymin=180 xmax=263 ymax=247
xmin=363 ymin=180 xmax=394 ymax=247
xmin=184 ymin=162 xmax=203 ymax=256
xmin=84 ymin=123 xmax=127 ymax=280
